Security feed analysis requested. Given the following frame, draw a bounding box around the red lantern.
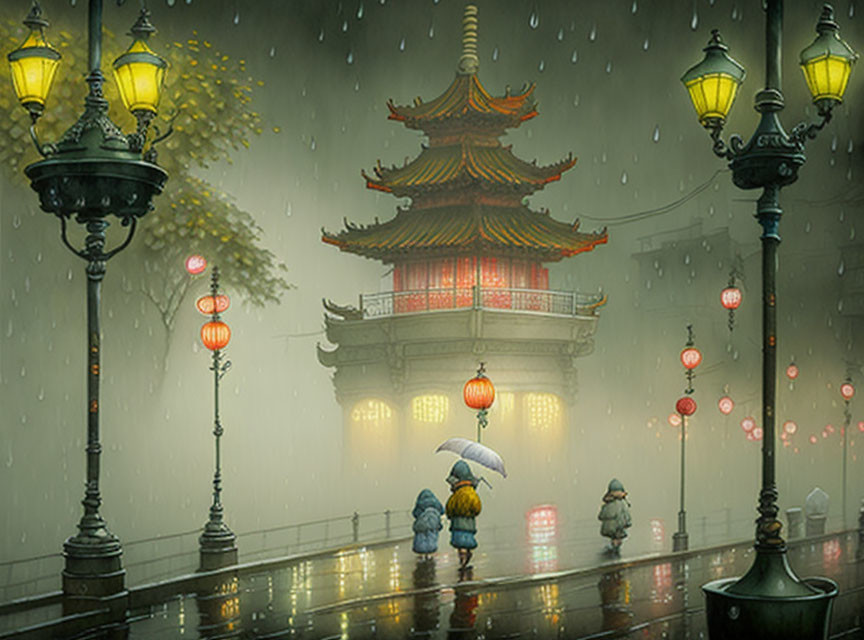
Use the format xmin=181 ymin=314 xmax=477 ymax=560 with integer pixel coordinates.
xmin=840 ymin=382 xmax=855 ymax=401
xmin=858 ymin=421 xmax=864 ymax=433
xmin=720 ymin=287 xmax=742 ymax=310
xmin=783 ymin=420 xmax=797 ymax=435
xmin=786 ymin=363 xmax=799 ymax=380
xmin=201 ymin=321 xmax=231 ymax=351
xmin=680 ymin=347 xmax=702 ymax=370
xmin=740 ymin=416 xmax=756 ymax=433
xmin=196 ymin=294 xmax=231 ymax=315
xmin=464 ymin=370 xmax=495 ymax=411
xmin=676 ymin=396 xmax=697 ymax=416
xmin=668 ymin=413 xmax=682 ymax=427
xmin=810 ymin=435 xmax=818 ymax=444
xmin=825 ymin=424 xmax=835 ymax=434
xmin=185 ymin=254 xmax=207 ymax=275
xmin=718 ymin=396 xmax=734 ymax=415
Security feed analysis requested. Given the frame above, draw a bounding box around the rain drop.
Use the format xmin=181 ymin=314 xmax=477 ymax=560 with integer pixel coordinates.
xmin=847 ymin=138 xmax=854 ymax=154
xmin=399 ymin=38 xmax=405 ymax=52
xmin=838 ymin=260 xmax=846 ymax=276
xmin=167 ymin=0 xmax=175 ymax=5
xmin=684 ymin=254 xmax=691 ymax=265
xmin=570 ymin=50 xmax=578 ymax=63
xmin=357 ymin=2 xmax=364 ymax=19
xmin=346 ymin=50 xmax=354 ymax=64
xmin=529 ymin=10 xmax=539 ymax=29
xmin=557 ymin=27 xmax=564 ymax=41
xmin=691 ymin=10 xmax=698 ymax=29
xmin=643 ymin=38 xmax=650 ymax=51
xmin=805 ymin=221 xmax=812 ymax=233
xmin=851 ymin=3 xmax=855 ymax=18
xmin=605 ymin=61 xmax=612 ymax=73
xmin=652 ymin=125 xmax=660 ymax=142
xmin=310 ymin=137 xmax=317 ymax=151
xmin=632 ymin=0 xmax=638 ymax=13
xmin=538 ymin=59 xmax=545 ymax=72
xmin=589 ymin=24 xmax=597 ymax=41
xmin=12 ymin=215 xmax=21 ymax=229
xmin=318 ymin=28 xmax=325 ymax=42
xmin=269 ymin=46 xmax=276 ymax=57
xmin=732 ymin=6 xmax=738 ymax=20
xmin=621 ymin=171 xmax=628 ymax=185
xmin=831 ymin=135 xmax=838 ymax=152
xmin=573 ymin=94 xmax=580 ymax=107
xmin=492 ymin=47 xmax=499 ymax=62
xmin=233 ymin=12 xmax=239 ymax=25
xmin=428 ymin=22 xmax=434 ymax=38
xmin=342 ymin=20 xmax=349 ymax=32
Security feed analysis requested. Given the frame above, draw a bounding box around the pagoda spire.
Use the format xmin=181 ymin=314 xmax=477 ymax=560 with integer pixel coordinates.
xmin=457 ymin=5 xmax=479 ymax=75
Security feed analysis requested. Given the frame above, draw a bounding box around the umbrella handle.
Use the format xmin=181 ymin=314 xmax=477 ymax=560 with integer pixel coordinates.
xmin=478 ymin=476 xmax=493 ymax=490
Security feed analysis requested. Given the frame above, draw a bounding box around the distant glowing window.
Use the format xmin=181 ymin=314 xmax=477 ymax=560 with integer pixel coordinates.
xmin=412 ymin=394 xmax=449 ymax=423
xmin=351 ymin=399 xmax=393 ymax=430
xmin=496 ymin=392 xmax=515 ymax=417
xmin=524 ymin=393 xmax=562 ymax=431
xmin=526 ymin=505 xmax=558 ymax=545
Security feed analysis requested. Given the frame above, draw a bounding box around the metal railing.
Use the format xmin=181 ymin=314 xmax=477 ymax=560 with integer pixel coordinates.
xmin=359 ymin=286 xmax=606 ymax=319
xmin=0 ymin=509 xmax=411 ymax=604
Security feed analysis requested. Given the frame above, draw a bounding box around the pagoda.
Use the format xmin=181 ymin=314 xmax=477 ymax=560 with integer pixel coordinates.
xmin=318 ymin=5 xmax=608 ymax=480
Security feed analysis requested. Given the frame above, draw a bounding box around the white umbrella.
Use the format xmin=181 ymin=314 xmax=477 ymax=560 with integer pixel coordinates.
xmin=436 ymin=437 xmax=507 ymax=478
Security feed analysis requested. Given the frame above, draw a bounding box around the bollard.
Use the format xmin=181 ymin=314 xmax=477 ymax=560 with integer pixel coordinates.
xmin=385 ymin=510 xmax=391 ymax=539
xmin=785 ymin=507 xmax=803 ymax=540
xmin=352 ymin=511 xmax=359 ymax=543
xmin=806 ymin=515 xmax=827 ymax=537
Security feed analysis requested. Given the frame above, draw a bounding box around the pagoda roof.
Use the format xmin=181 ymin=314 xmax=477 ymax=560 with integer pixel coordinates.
xmin=321 ymin=205 xmax=607 ymax=262
xmin=387 ymin=73 xmax=538 ymax=130
xmin=363 ymin=142 xmax=576 ymax=197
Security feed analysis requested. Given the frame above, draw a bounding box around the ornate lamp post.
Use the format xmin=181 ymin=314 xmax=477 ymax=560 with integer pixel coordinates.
xmin=840 ymin=379 xmax=855 ymax=529
xmin=683 ymin=3 xmax=856 ymax=637
xmin=463 ymin=363 xmax=495 ymax=443
xmin=674 ymin=325 xmax=701 ymax=552
xmin=7 ymin=1 xmax=168 ymax=607
xmin=197 ymin=266 xmax=238 ymax=571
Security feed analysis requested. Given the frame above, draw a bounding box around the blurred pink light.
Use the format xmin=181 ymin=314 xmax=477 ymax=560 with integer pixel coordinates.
xmin=718 ymin=396 xmax=734 ymax=415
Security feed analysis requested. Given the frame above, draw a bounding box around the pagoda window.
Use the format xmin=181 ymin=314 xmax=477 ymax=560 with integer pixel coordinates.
xmin=350 ymin=399 xmax=394 ymax=431
xmin=412 ymin=394 xmax=449 ymax=423
xmin=524 ymin=392 xmax=563 ymax=433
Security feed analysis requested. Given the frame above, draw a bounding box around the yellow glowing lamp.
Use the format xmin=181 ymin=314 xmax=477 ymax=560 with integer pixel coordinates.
xmin=112 ymin=9 xmax=167 ymax=114
xmin=681 ymin=30 xmax=746 ymax=128
xmin=7 ymin=3 xmax=61 ymax=119
xmin=800 ymin=5 xmax=857 ymax=112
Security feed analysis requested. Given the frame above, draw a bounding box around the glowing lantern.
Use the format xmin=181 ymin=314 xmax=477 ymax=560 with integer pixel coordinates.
xmin=201 ymin=321 xmax=230 ymax=351
xmin=752 ymin=427 xmax=763 ymax=441
xmin=185 ymin=254 xmax=207 ymax=275
xmin=840 ymin=381 xmax=855 ymax=401
xmin=464 ymin=366 xmax=495 ymax=411
xmin=681 ymin=30 xmax=746 ymax=127
xmin=668 ymin=413 xmax=682 ymax=428
xmin=676 ymin=396 xmax=697 ymax=416
xmin=810 ymin=435 xmax=818 ymax=444
xmin=786 ymin=362 xmax=799 ymax=380
xmin=825 ymin=424 xmax=835 ymax=434
xmin=112 ymin=9 xmax=168 ymax=115
xmin=783 ymin=420 xmax=798 ymax=435
xmin=858 ymin=421 xmax=864 ymax=433
xmin=680 ymin=347 xmax=703 ymax=370
xmin=720 ymin=287 xmax=742 ymax=310
xmin=196 ymin=294 xmax=231 ymax=315
xmin=740 ymin=416 xmax=756 ymax=433
xmin=7 ymin=4 xmax=61 ymax=120
xmin=799 ymin=5 xmax=858 ymax=112
xmin=718 ymin=396 xmax=734 ymax=415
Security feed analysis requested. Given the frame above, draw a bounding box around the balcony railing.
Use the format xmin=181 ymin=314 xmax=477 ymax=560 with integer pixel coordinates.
xmin=359 ymin=286 xmax=606 ymax=319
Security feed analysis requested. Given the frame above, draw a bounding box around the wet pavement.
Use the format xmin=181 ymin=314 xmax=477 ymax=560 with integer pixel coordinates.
xmin=126 ymin=530 xmax=864 ymax=639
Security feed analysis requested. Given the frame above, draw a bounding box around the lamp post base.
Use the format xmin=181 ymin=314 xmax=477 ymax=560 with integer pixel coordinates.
xmin=199 ymin=523 xmax=238 ymax=572
xmin=672 ymin=531 xmax=689 ymax=552
xmin=703 ymin=548 xmax=837 ymax=640
xmin=61 ymin=533 xmax=127 ymax=614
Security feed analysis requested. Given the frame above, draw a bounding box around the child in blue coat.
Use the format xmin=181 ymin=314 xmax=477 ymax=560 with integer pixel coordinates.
xmin=412 ymin=488 xmax=444 ymax=557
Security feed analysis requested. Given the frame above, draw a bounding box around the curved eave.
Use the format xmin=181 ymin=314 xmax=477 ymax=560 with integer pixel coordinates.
xmin=387 ymin=74 xmax=537 ymax=128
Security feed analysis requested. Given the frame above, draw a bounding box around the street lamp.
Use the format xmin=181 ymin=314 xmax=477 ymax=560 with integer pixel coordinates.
xmin=463 ymin=363 xmax=495 ymax=443
xmin=683 ymin=2 xmax=855 ymax=637
xmin=196 ymin=266 xmax=238 ymax=571
xmin=7 ymin=0 xmax=168 ymax=607
xmin=673 ymin=325 xmax=700 ymax=552
xmin=840 ymin=378 xmax=855 ymax=530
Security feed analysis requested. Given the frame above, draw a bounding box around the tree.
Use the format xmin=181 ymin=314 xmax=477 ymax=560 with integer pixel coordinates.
xmin=0 ymin=17 xmax=291 ymax=354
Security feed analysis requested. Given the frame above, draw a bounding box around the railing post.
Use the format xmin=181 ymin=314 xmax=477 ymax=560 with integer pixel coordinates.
xmin=352 ymin=511 xmax=359 ymax=543
xmin=571 ymin=292 xmax=577 ymax=316
xmin=385 ymin=510 xmax=391 ymax=539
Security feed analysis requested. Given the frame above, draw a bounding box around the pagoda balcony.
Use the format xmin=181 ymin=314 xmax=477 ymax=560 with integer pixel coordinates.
xmin=358 ymin=286 xmax=605 ymax=319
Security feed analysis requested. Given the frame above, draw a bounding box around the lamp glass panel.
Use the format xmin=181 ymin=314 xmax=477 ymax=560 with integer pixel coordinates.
xmin=802 ymin=54 xmax=852 ymax=101
xmin=113 ymin=40 xmax=166 ymax=113
xmin=685 ymin=73 xmax=739 ymax=123
xmin=9 ymin=32 xmax=60 ymax=106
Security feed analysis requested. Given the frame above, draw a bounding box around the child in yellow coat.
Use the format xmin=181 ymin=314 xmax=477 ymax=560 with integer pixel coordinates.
xmin=445 ymin=460 xmax=482 ymax=569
